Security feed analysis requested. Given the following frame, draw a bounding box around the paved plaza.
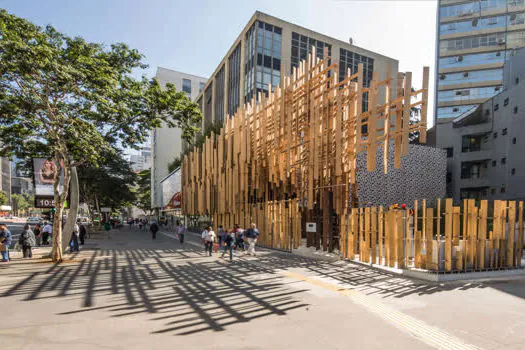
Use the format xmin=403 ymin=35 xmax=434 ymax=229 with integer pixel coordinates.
xmin=1 ymin=228 xmax=525 ymax=349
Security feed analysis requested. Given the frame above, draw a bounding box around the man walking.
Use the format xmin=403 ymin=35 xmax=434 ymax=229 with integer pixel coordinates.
xmin=78 ymin=220 xmax=87 ymax=245
xmin=221 ymin=229 xmax=235 ymax=261
xmin=0 ymin=223 xmax=12 ymax=262
xmin=203 ymin=226 xmax=216 ymax=256
xmin=42 ymin=221 xmax=52 ymax=245
xmin=69 ymin=222 xmax=80 ymax=253
xmin=245 ymin=223 xmax=260 ymax=256
xmin=19 ymin=224 xmax=36 ymax=258
xmin=150 ymin=220 xmax=159 ymax=240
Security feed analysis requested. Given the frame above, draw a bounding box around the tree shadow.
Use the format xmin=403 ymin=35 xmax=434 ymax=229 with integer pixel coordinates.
xmin=0 ymin=244 xmax=308 ymax=335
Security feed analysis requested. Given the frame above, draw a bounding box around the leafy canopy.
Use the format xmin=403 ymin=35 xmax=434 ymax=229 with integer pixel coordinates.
xmin=0 ymin=9 xmax=202 ymax=166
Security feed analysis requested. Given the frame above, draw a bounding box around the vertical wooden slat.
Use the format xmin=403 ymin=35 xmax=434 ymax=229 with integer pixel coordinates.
xmin=478 ymin=200 xmax=488 ymax=270
xmin=445 ymin=198 xmax=453 ymax=272
xmin=371 ymin=206 xmax=377 ymax=264
xmin=426 ymin=207 xmax=433 ymax=270
xmin=507 ymin=201 xmax=516 ymax=267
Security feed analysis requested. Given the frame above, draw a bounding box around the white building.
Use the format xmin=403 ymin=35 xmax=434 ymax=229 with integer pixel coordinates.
xmin=151 ymin=68 xmax=207 ymax=209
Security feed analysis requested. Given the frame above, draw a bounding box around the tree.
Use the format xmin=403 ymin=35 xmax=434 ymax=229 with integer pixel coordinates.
xmin=0 ymin=10 xmax=202 ymax=261
xmin=135 ymin=168 xmax=153 ymax=216
xmin=0 ymin=190 xmax=7 ymax=206
xmin=78 ymin=150 xmax=138 ymax=218
xmin=11 ymin=193 xmax=30 ymax=216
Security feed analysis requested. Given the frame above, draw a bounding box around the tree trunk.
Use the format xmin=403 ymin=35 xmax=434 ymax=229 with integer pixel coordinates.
xmin=62 ymin=167 xmax=79 ymax=253
xmin=51 ymin=154 xmax=71 ymax=263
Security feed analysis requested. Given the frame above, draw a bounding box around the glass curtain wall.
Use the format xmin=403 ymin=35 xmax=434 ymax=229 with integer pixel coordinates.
xmin=215 ymin=65 xmax=225 ymax=124
xmin=228 ymin=44 xmax=241 ymax=116
xmin=339 ymin=48 xmax=374 ymax=111
xmin=244 ymin=21 xmax=282 ymax=103
xmin=291 ymin=32 xmax=331 ymax=71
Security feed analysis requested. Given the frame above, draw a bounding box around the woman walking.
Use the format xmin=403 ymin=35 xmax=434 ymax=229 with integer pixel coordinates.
xmin=175 ymin=220 xmax=186 ymax=246
xmin=19 ymin=224 xmax=36 ymax=258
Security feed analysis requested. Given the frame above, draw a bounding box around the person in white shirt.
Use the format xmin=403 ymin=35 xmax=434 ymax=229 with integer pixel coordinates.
xmin=204 ymin=226 xmax=216 ymax=256
xmin=42 ymin=222 xmax=52 ymax=245
xmin=201 ymin=227 xmax=209 ymax=252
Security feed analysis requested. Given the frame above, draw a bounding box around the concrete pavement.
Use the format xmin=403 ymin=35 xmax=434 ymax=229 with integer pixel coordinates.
xmin=0 ymin=227 xmax=524 ymax=349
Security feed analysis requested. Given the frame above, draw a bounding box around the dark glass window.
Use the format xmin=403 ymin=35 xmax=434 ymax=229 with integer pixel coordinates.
xmin=513 ymin=137 xmax=517 ymax=144
xmin=504 ymin=97 xmax=509 ymax=106
xmin=501 ymin=157 xmax=506 ymax=164
xmin=491 ymin=188 xmax=496 ymax=195
xmin=228 ymin=43 xmax=241 ymax=116
xmin=445 ymin=147 xmax=454 ymax=157
xmin=494 ymin=104 xmax=499 ymax=111
xmin=502 ymin=128 xmax=507 ymax=135
xmin=494 ymin=132 xmax=498 ymax=139
xmin=492 ymin=160 xmax=497 ymax=167
xmin=516 ymin=77 xmax=520 ymax=84
xmin=215 ymin=65 xmax=225 ymax=124
xmin=182 ymin=79 xmax=191 ymax=94
xmin=514 ymin=106 xmax=519 ymax=114
xmin=501 ymin=186 xmax=506 ymax=193
xmin=512 ymin=168 xmax=516 ymax=175
xmin=199 ymin=82 xmax=205 ymax=92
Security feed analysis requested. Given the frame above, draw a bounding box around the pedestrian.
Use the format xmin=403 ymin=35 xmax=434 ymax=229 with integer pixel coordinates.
xmin=234 ymin=224 xmax=244 ymax=251
xmin=217 ymin=225 xmax=226 ymax=246
xmin=19 ymin=224 xmax=37 ymax=258
xmin=204 ymin=225 xmax=216 ymax=256
xmin=42 ymin=221 xmax=52 ymax=245
xmin=69 ymin=222 xmax=80 ymax=252
xmin=34 ymin=223 xmax=42 ymax=246
xmin=221 ymin=229 xmax=235 ymax=261
xmin=201 ymin=226 xmax=209 ymax=251
xmin=0 ymin=223 xmax=13 ymax=262
xmin=175 ymin=220 xmax=186 ymax=246
xmin=78 ymin=219 xmax=87 ymax=245
xmin=128 ymin=218 xmax=133 ymax=229
xmin=245 ymin=223 xmax=260 ymax=256
xmin=150 ymin=220 xmax=159 ymax=240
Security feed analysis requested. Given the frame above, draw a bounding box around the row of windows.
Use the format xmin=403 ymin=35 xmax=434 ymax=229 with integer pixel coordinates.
xmin=437 ymin=104 xmax=478 ymax=119
xmin=182 ymin=79 xmax=205 ymax=96
xmin=437 ymin=85 xmax=502 ymax=103
xmin=438 ymin=50 xmax=507 ymax=69
xmin=440 ymin=13 xmax=525 ymax=36
xmin=440 ymin=31 xmax=525 ymax=55
xmin=438 ymin=68 xmax=503 ymax=86
xmin=290 ymin=32 xmax=331 ymax=71
xmin=339 ymin=48 xmax=374 ymax=112
xmin=440 ymin=0 xmax=524 ymax=19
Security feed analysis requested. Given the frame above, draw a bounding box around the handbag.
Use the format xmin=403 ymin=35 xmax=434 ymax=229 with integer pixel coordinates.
xmin=0 ymin=243 xmax=5 ymax=252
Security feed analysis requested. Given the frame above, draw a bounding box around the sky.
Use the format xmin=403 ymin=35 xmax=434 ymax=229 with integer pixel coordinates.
xmin=1 ymin=0 xmax=438 ymax=127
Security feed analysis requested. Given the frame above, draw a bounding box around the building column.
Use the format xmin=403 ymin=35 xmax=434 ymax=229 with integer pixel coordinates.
xmin=211 ymin=76 xmax=216 ymax=124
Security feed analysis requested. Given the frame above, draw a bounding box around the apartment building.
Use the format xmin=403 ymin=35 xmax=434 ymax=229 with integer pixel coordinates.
xmin=430 ymin=48 xmax=525 ymax=202
xmin=435 ymin=0 xmax=525 ymax=124
xmin=151 ymin=68 xmax=207 ymax=209
xmin=193 ymin=11 xmax=399 ymax=135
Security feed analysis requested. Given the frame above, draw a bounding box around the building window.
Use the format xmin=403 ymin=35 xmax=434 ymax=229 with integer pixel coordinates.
xmin=516 ymin=77 xmax=520 ymax=85
xmin=501 ymin=186 xmax=506 ymax=193
xmin=492 ymin=160 xmax=497 ymax=167
xmin=462 ymin=134 xmax=483 ymax=152
xmin=199 ymin=82 xmax=206 ymax=92
xmin=501 ymin=157 xmax=506 ymax=164
xmin=494 ymin=132 xmax=498 ymax=139
xmin=512 ymin=168 xmax=516 ymax=175
xmin=513 ymin=137 xmax=517 ymax=144
xmin=445 ymin=147 xmax=454 ymax=158
xmin=446 ymin=172 xmax=452 ymax=183
xmin=514 ymin=106 xmax=519 ymax=114
xmin=491 ymin=188 xmax=496 ymax=195
xmin=502 ymin=128 xmax=507 ymax=135
xmin=494 ymin=104 xmax=499 ymax=111
xmin=182 ymin=79 xmax=192 ymax=94
xmin=504 ymin=97 xmax=509 ymax=106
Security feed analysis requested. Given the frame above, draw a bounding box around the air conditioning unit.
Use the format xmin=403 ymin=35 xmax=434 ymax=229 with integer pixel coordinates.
xmin=453 ymin=107 xmax=459 ymax=112
xmin=463 ymin=72 xmax=469 ymax=77
xmin=458 ymin=55 xmax=464 ymax=62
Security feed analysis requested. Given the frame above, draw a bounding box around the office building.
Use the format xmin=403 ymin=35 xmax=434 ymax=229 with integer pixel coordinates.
xmin=434 ymin=0 xmax=525 ymax=124
xmin=194 ymin=11 xmax=399 ymax=135
xmin=429 ymin=47 xmax=525 ymax=202
xmin=151 ymin=68 xmax=207 ymax=209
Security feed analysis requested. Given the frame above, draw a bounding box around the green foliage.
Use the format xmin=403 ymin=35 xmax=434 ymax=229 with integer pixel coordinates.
xmin=167 ymin=155 xmax=182 ymax=173
xmin=0 ymin=9 xmax=202 ymax=185
xmin=135 ymin=168 xmax=152 ymax=215
xmin=78 ymin=150 xmax=137 ymax=211
xmin=0 ymin=190 xmax=7 ymax=206
xmin=11 ymin=193 xmax=30 ymax=215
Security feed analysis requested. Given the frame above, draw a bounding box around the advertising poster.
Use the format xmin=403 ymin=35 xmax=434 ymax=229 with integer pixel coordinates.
xmin=33 ymin=158 xmax=65 ymax=208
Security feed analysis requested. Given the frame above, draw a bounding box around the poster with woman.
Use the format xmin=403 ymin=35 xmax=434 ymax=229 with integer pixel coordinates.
xmin=33 ymin=158 xmax=64 ymax=196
